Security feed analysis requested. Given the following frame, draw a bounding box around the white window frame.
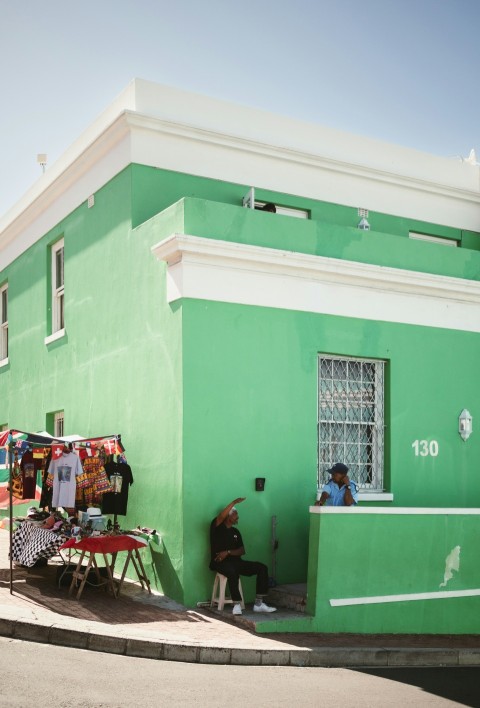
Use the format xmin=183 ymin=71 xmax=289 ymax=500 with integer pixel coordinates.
xmin=51 ymin=238 xmax=65 ymax=336
xmin=409 ymin=232 xmax=458 ymax=247
xmin=54 ymin=411 xmax=64 ymax=438
xmin=254 ymin=201 xmax=309 ymax=219
xmin=242 ymin=187 xmax=309 ymax=218
xmin=318 ymin=354 xmax=386 ymax=493
xmin=0 ymin=283 xmax=8 ymax=365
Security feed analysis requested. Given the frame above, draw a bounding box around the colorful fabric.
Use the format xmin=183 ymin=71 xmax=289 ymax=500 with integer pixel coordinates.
xmin=77 ymin=456 xmax=112 ymax=505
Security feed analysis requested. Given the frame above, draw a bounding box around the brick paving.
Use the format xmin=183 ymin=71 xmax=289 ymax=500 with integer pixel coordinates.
xmin=0 ymin=529 xmax=479 ymax=658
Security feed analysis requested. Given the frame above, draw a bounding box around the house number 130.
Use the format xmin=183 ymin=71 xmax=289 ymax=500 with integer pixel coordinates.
xmin=412 ymin=440 xmax=439 ymax=457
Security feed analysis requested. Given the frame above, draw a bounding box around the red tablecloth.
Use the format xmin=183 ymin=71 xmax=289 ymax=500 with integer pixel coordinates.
xmin=60 ymin=534 xmax=147 ymax=553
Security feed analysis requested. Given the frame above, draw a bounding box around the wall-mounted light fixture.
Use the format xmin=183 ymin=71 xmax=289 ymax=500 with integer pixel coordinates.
xmin=459 ymin=409 xmax=473 ymax=441
xmin=37 ymin=153 xmax=47 ymax=174
xmin=357 ymin=207 xmax=370 ymax=231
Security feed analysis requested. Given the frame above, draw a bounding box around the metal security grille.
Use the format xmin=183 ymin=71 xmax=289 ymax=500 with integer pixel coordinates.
xmin=318 ymin=355 xmax=385 ymax=490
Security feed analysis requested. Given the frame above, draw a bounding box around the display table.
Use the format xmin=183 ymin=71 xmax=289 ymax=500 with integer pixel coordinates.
xmin=12 ymin=520 xmax=66 ymax=568
xmin=60 ymin=534 xmax=151 ymax=600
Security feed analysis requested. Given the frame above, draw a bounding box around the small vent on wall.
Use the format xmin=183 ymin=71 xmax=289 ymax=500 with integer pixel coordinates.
xmin=87 ymin=194 xmax=95 ymax=209
xmin=358 ymin=207 xmax=369 ymax=218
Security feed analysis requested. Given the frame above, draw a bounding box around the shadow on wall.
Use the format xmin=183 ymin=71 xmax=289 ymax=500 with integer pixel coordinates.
xmin=149 ymin=539 xmax=183 ymax=603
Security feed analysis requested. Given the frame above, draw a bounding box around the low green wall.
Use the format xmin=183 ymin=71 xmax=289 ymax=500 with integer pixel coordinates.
xmin=257 ymin=507 xmax=480 ymax=634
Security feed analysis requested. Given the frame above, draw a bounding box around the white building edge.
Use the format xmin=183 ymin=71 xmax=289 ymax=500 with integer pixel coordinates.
xmin=1 ymin=78 xmax=479 ymax=272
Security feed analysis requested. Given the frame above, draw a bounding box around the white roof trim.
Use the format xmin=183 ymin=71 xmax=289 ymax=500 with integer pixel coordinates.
xmin=1 ymin=79 xmax=480 ymax=271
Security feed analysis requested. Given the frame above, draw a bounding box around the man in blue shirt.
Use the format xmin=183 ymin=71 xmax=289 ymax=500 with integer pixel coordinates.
xmin=315 ymin=463 xmax=358 ymax=506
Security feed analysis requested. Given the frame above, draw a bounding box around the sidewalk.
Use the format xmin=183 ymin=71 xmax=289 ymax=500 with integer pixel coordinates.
xmin=0 ymin=531 xmax=479 ymax=667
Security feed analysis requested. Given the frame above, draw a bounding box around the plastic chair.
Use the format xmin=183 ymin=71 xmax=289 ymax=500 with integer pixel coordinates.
xmin=210 ymin=572 xmax=245 ymax=611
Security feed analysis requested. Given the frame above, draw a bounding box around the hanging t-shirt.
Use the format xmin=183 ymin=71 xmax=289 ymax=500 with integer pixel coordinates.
xmin=49 ymin=451 xmax=83 ymax=508
xmin=101 ymin=461 xmax=134 ymax=516
xmin=19 ymin=450 xmax=43 ymax=500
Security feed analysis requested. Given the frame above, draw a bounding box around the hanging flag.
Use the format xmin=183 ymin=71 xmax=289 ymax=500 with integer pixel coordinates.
xmin=51 ymin=444 xmax=63 ymax=460
xmin=103 ymin=439 xmax=116 ymax=455
xmin=0 ymin=430 xmax=9 ymax=447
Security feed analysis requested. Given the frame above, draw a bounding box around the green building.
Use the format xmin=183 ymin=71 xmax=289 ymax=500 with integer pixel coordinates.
xmin=1 ymin=80 xmax=479 ymax=633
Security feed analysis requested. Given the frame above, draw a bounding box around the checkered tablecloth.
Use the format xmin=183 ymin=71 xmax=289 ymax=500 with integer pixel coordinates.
xmin=11 ymin=520 xmax=66 ymax=567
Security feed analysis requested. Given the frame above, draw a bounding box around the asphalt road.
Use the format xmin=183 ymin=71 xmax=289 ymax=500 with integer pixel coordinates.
xmin=0 ymin=637 xmax=479 ymax=707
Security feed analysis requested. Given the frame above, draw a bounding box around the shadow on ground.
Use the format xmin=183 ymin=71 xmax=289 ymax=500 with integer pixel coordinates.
xmin=0 ymin=566 xmax=209 ymax=626
xmin=354 ymin=668 xmax=480 ymax=708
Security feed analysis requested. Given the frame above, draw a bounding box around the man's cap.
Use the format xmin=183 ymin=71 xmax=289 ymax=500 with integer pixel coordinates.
xmin=328 ymin=462 xmax=349 ymax=475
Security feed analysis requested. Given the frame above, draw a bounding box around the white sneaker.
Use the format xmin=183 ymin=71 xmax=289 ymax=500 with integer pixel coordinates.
xmin=232 ymin=603 xmax=242 ymax=615
xmin=253 ymin=602 xmax=277 ymax=613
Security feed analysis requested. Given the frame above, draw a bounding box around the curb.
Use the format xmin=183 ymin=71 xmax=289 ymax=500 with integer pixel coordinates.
xmin=0 ymin=615 xmax=480 ymax=667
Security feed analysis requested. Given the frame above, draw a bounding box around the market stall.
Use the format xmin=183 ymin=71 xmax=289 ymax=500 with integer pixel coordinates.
xmin=60 ymin=534 xmax=151 ymax=600
xmin=0 ymin=429 xmax=138 ymax=596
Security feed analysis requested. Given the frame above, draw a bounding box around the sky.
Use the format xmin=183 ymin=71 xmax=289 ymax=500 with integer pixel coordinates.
xmin=1 ymin=0 xmax=479 ymax=218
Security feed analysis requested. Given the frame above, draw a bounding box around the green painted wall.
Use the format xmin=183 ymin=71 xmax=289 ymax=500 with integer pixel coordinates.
xmin=256 ymin=511 xmax=480 ymax=634
xmin=0 ymin=168 xmax=185 ymax=600
xmin=131 ymin=165 xmax=479 ymax=250
xmin=178 ymin=298 xmax=480 ymax=607
xmin=1 ymin=163 xmax=479 ymax=610
xmin=145 ymin=196 xmax=480 ymax=281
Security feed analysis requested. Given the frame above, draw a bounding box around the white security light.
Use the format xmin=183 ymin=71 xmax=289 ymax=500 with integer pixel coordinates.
xmin=459 ymin=409 xmax=473 ymax=442
xmin=357 ymin=216 xmax=370 ymax=231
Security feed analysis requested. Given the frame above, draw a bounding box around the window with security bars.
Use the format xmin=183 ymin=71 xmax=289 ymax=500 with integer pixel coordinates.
xmin=318 ymin=355 xmax=385 ymax=490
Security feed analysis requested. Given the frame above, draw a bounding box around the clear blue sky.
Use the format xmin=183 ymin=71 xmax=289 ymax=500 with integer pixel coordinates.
xmin=1 ymin=0 xmax=479 ymax=218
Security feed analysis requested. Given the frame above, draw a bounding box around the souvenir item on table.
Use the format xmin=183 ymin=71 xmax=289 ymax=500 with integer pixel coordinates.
xmin=86 ymin=507 xmax=106 ymax=534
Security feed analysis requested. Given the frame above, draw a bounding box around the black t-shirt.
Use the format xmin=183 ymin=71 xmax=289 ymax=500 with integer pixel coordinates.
xmin=210 ymin=518 xmax=244 ymax=562
xmin=101 ymin=462 xmax=134 ymax=516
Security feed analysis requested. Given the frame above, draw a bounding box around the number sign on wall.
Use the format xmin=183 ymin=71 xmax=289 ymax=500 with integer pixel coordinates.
xmin=412 ymin=440 xmax=439 ymax=457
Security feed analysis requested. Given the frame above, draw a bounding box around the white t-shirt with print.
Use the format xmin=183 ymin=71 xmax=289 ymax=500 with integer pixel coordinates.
xmin=50 ymin=451 xmax=83 ymax=508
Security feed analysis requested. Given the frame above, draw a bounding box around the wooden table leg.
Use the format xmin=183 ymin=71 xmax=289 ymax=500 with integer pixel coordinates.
xmin=102 ymin=553 xmax=118 ymax=598
xmin=68 ymin=551 xmax=86 ymax=597
xmin=73 ymin=552 xmax=95 ymax=600
xmin=132 ymin=548 xmax=152 ymax=594
xmin=116 ymin=550 xmax=133 ymax=596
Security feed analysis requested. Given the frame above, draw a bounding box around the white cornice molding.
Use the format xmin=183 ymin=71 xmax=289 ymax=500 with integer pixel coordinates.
xmin=153 ymin=233 xmax=480 ymax=303
xmin=152 ymin=234 xmax=480 ymax=333
xmin=126 ymin=111 xmax=480 ymax=207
